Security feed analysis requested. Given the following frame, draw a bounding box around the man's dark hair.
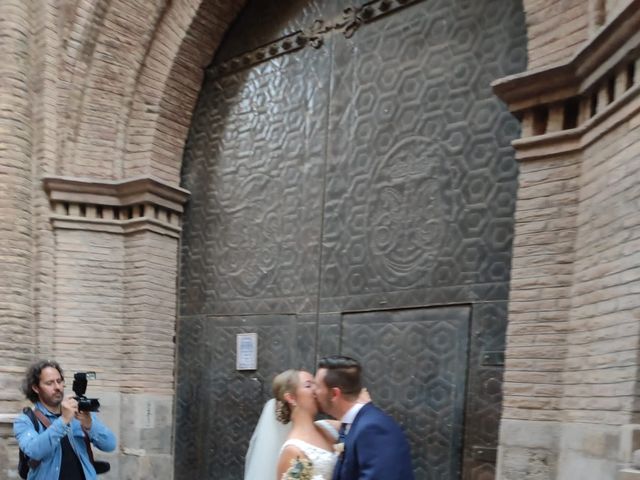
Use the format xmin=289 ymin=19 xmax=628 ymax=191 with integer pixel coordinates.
xmin=318 ymin=355 xmax=362 ymax=399
xmin=21 ymin=360 xmax=64 ymax=403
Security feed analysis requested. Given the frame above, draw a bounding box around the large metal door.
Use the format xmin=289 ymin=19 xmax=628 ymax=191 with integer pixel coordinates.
xmin=342 ymin=306 xmax=470 ymax=479
xmin=176 ymin=0 xmax=526 ymax=479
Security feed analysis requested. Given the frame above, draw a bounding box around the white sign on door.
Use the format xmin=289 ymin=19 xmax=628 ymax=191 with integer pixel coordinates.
xmin=236 ymin=333 xmax=258 ymax=370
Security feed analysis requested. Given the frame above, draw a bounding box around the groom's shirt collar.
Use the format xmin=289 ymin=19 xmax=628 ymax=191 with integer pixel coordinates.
xmin=341 ymin=402 xmax=365 ymax=430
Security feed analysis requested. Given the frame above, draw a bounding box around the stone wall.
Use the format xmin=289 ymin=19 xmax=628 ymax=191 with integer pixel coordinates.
xmin=494 ymin=0 xmax=640 ymax=478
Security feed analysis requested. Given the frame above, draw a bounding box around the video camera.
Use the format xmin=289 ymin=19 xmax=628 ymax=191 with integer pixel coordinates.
xmin=72 ymin=372 xmax=101 ymax=412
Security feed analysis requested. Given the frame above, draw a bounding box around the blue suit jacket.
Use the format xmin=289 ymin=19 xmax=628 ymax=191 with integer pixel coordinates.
xmin=332 ymin=403 xmax=414 ymax=480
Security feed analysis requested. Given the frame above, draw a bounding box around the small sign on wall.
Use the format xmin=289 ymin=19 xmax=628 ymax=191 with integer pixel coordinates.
xmin=236 ymin=333 xmax=258 ymax=370
xmin=143 ymin=400 xmax=155 ymax=429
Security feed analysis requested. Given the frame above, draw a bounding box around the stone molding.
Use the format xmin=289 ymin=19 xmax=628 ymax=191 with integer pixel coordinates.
xmin=620 ymin=424 xmax=640 ymax=476
xmin=492 ymin=0 xmax=640 ymax=160
xmin=619 ymin=471 xmax=640 ymax=479
xmin=43 ymin=176 xmax=190 ymax=238
xmin=0 ymin=414 xmax=16 ymax=425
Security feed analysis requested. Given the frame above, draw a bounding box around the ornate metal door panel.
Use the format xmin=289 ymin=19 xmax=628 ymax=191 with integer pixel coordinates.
xmin=341 ymin=306 xmax=470 ymax=479
xmin=175 ymin=314 xmax=317 ymax=479
xmin=179 ymin=42 xmax=332 ymax=317
xmin=177 ymin=0 xmax=526 ymax=479
xmin=320 ymin=0 xmax=527 ymax=312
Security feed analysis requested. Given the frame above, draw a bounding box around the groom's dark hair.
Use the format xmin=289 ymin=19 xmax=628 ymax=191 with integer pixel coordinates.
xmin=318 ymin=355 xmax=362 ymax=399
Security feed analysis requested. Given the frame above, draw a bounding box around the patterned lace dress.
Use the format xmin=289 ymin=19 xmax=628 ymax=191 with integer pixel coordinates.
xmin=280 ymin=439 xmax=337 ymax=480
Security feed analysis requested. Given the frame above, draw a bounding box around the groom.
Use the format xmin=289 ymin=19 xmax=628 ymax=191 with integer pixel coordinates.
xmin=314 ymin=355 xmax=414 ymax=480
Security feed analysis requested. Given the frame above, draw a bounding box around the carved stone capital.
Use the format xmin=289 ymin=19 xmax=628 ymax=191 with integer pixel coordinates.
xmin=492 ymin=0 xmax=640 ymax=161
xmin=43 ymin=176 xmax=190 ymax=238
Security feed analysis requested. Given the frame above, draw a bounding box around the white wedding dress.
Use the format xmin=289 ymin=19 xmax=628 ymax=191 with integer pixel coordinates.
xmin=244 ymin=400 xmax=339 ymax=480
xmin=280 ymin=438 xmax=337 ymax=480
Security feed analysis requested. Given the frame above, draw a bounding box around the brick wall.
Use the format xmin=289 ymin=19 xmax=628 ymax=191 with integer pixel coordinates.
xmin=523 ymin=0 xmax=589 ymax=69
xmin=122 ymin=231 xmax=179 ymax=393
xmin=521 ymin=0 xmax=634 ymax=71
xmin=0 ymin=0 xmax=34 ymax=414
xmin=499 ymin=117 xmax=640 ymax=480
xmin=496 ymin=1 xmax=640 ymax=478
xmin=562 ymin=115 xmax=640 ymax=426
xmin=0 ymin=1 xmax=243 ymax=479
xmin=502 ymin=152 xmax=581 ymax=423
xmin=53 ymin=229 xmax=125 ymax=378
xmin=55 ymin=0 xmax=245 ymax=182
xmin=125 ymin=0 xmax=245 ymax=182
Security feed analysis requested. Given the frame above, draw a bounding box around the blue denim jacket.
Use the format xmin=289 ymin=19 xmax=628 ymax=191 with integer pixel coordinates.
xmin=14 ymin=402 xmax=116 ymax=480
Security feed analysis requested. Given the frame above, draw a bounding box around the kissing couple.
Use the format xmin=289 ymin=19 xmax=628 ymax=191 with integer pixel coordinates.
xmin=244 ymin=355 xmax=414 ymax=480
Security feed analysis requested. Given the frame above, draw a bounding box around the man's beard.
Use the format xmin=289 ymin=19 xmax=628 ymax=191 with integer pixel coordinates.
xmin=44 ymin=391 xmax=63 ymax=407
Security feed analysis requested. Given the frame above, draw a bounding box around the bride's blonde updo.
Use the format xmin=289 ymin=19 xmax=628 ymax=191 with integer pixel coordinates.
xmin=272 ymin=369 xmax=300 ymax=424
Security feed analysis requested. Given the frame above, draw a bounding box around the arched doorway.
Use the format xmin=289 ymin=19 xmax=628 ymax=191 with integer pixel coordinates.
xmin=176 ymin=0 xmax=527 ymax=478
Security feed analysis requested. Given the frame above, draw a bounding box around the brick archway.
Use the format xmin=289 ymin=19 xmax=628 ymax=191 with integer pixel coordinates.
xmin=57 ymin=0 xmax=246 ymax=182
xmin=4 ymin=1 xmax=635 ymax=480
xmin=54 ymin=0 xmax=591 ymax=185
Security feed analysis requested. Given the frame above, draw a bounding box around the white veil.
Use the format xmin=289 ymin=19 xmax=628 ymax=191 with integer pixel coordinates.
xmin=244 ymin=398 xmax=292 ymax=480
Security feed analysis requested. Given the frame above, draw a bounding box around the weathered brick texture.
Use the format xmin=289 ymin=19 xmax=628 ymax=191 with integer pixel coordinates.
xmin=0 ymin=0 xmax=243 ymax=380
xmin=503 ymin=153 xmax=581 ymax=422
xmin=523 ymin=0 xmax=589 ymax=69
xmin=0 ymin=1 xmax=242 ymax=479
xmin=123 ymin=232 xmax=179 ymax=394
xmin=561 ymin=115 xmax=640 ymax=426
xmin=125 ymin=0 xmax=246 ymax=182
xmin=53 ymin=229 xmax=125 ymax=382
xmin=0 ymin=0 xmax=34 ymax=411
xmin=57 ymin=0 xmax=245 ymax=182
xmin=503 ymin=118 xmax=640 ymax=429
xmin=497 ymin=1 xmax=640 ymax=478
xmin=521 ymin=0 xmax=632 ymax=70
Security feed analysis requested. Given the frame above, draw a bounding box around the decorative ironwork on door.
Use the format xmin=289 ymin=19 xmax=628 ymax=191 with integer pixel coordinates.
xmin=177 ymin=0 xmax=526 ymax=478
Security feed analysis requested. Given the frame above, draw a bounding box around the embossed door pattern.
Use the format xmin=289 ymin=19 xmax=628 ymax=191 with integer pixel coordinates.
xmin=342 ymin=306 xmax=470 ymax=480
xmin=177 ymin=0 xmax=526 ymax=479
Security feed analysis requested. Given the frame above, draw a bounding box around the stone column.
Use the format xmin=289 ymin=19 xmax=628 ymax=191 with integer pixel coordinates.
xmin=0 ymin=0 xmax=33 ymax=407
xmin=494 ymin=1 xmax=640 ymax=478
xmin=43 ymin=176 xmax=189 ymax=480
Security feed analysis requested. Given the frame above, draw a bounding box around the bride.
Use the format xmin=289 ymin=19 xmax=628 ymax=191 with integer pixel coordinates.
xmin=244 ymin=369 xmax=341 ymax=480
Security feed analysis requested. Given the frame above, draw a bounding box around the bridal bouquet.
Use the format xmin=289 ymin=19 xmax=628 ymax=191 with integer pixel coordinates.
xmin=282 ymin=456 xmax=313 ymax=480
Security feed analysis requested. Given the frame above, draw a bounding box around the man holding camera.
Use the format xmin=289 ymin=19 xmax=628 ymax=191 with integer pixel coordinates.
xmin=13 ymin=359 xmax=116 ymax=479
